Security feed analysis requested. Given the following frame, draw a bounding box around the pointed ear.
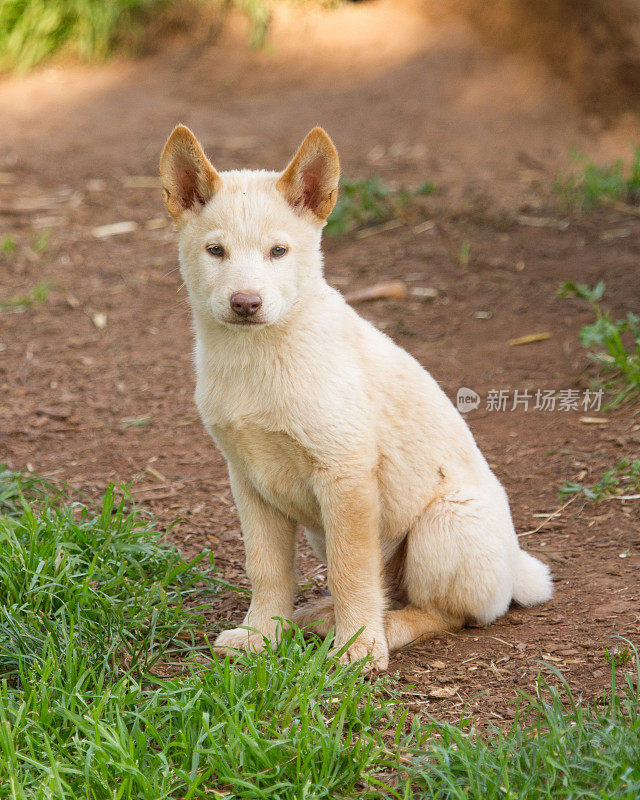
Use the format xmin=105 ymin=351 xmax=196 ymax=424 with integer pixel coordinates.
xmin=160 ymin=125 xmax=222 ymax=221
xmin=276 ymin=127 xmax=340 ymax=222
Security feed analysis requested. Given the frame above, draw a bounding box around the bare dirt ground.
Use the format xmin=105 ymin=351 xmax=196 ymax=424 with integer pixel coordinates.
xmin=1 ymin=0 xmax=639 ymax=724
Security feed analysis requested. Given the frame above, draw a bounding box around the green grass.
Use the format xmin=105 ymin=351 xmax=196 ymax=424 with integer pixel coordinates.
xmin=0 ymin=280 xmax=51 ymax=310
xmin=33 ymin=228 xmax=50 ymax=252
xmin=121 ymin=415 xmax=153 ymax=429
xmin=326 ymin=176 xmax=394 ymax=236
xmin=1 ymin=235 xmax=16 ymax=255
xmin=459 ymin=241 xmax=471 ymax=267
xmin=0 ymin=470 xmax=221 ymax=679
xmin=0 ymin=466 xmax=60 ymax=517
xmin=558 ymin=281 xmax=640 ymax=408
xmin=0 ymin=469 xmax=409 ymax=798
xmin=406 ymin=651 xmax=640 ymax=799
xmin=1 ymin=468 xmax=639 ymax=798
xmin=559 ymin=457 xmax=640 ymax=501
xmin=416 ymin=181 xmax=435 ymax=196
xmin=235 ymin=0 xmax=271 ymax=49
xmin=0 ymin=0 xmax=171 ymax=72
xmin=326 ymin=176 xmax=434 ymax=236
xmin=554 ymin=146 xmax=640 ymax=210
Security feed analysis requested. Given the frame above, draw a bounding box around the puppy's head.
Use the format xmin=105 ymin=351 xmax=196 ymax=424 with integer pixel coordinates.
xmin=160 ymin=125 xmax=339 ymax=329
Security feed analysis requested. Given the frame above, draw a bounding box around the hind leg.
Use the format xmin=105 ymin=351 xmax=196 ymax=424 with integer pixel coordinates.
xmin=294 ymin=490 xmax=515 ymax=654
xmin=291 ymin=596 xmax=335 ymax=637
xmin=385 ymin=604 xmax=463 ymax=651
xmin=399 ymin=490 xmax=516 ymax=642
xmin=293 ymin=596 xmax=463 ymax=651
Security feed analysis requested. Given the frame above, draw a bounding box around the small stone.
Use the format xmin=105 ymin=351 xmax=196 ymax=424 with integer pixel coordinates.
xmin=428 ymin=685 xmax=459 ymax=699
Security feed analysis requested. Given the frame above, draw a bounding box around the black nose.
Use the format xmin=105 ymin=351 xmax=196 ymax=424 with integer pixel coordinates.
xmin=230 ymin=292 xmax=262 ymax=317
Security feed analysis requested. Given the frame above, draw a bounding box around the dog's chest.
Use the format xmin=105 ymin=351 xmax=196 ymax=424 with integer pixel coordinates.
xmin=212 ymin=421 xmax=322 ymax=529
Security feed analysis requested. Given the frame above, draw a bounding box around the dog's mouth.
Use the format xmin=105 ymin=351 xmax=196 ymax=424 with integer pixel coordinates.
xmin=223 ymin=317 xmax=266 ymax=327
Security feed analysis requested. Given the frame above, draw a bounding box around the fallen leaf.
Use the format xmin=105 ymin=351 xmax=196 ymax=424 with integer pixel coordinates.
xmin=92 ymin=221 xmax=138 ymax=239
xmin=145 ymin=217 xmax=167 ymax=230
xmin=356 ymin=219 xmax=404 ymax=239
xmin=409 ymin=286 xmax=438 ymax=300
xmin=515 ymin=214 xmax=569 ymax=230
xmin=507 ymin=332 xmax=552 ymax=346
xmin=11 ymin=197 xmax=56 ymax=212
xmin=430 ymin=660 xmax=446 ymax=669
xmin=428 ymin=685 xmax=459 ymax=699
xmin=414 ymin=220 xmax=435 ymax=233
xmin=489 ymin=661 xmax=505 ymax=680
xmin=121 ymin=416 xmax=152 ymax=429
xmin=345 ymin=281 xmax=407 ymax=303
xmin=600 ymin=228 xmax=631 ymax=241
xmin=145 ymin=465 xmax=167 ymax=483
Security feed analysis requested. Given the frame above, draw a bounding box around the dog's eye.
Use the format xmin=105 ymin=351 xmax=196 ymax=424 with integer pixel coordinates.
xmin=206 ymin=244 xmax=225 ymax=258
xmin=270 ymin=245 xmax=288 ymax=259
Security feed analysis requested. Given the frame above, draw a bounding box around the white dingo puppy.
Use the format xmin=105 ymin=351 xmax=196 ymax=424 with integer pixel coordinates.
xmin=160 ymin=125 xmax=552 ymax=670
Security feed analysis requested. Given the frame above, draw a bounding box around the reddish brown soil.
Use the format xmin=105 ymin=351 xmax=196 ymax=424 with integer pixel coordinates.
xmin=1 ymin=1 xmax=638 ymax=724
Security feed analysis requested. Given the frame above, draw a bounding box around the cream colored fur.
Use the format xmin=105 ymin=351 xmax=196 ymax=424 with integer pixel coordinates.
xmin=160 ymin=124 xmax=553 ymax=671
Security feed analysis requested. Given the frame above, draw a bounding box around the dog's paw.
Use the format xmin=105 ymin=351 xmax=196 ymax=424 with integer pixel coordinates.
xmin=333 ymin=635 xmax=389 ymax=672
xmin=213 ymin=627 xmax=269 ymax=655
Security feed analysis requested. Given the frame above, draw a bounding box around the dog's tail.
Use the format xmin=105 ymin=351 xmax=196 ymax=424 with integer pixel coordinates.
xmin=513 ymin=550 xmax=553 ymax=607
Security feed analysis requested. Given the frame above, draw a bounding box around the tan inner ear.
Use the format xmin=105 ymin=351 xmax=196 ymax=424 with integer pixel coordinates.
xmin=277 ymin=127 xmax=340 ymax=222
xmin=160 ymin=125 xmax=222 ymax=220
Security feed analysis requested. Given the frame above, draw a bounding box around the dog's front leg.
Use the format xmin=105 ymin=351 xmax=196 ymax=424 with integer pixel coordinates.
xmin=315 ymin=473 xmax=389 ymax=671
xmin=214 ymin=468 xmax=297 ymax=654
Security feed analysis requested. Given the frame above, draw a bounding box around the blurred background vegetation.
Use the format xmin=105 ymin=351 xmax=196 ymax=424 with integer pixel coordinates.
xmin=2 ymin=0 xmax=640 ymax=116
xmin=0 ymin=0 xmax=284 ymax=72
